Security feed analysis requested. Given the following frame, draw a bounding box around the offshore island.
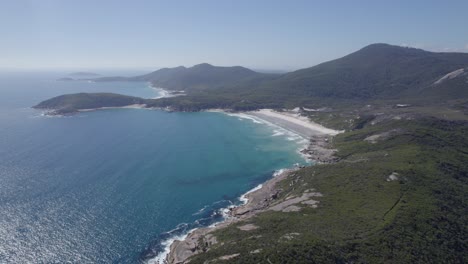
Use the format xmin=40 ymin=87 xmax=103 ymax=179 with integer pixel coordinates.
xmin=34 ymin=44 xmax=468 ymax=263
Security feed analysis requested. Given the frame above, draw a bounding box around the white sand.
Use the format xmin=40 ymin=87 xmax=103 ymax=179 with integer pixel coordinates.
xmin=78 ymin=104 xmax=147 ymax=112
xmin=247 ymin=109 xmax=342 ymax=137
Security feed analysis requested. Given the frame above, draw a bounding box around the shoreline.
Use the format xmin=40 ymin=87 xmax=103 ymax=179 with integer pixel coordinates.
xmin=35 ymin=101 xmax=342 ymax=263
xmin=158 ymin=109 xmax=342 ymax=264
xmin=78 ymin=104 xmax=148 ymax=112
xmin=150 ymin=84 xmax=186 ymax=99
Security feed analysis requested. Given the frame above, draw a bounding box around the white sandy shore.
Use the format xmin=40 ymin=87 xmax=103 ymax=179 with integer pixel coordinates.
xmin=207 ymin=108 xmax=342 ymax=137
xmin=78 ymin=104 xmax=148 ymax=112
xmin=247 ymin=109 xmax=342 ymax=137
xmin=151 ymin=85 xmax=186 ymax=99
xmin=159 ymin=108 xmax=342 ymax=264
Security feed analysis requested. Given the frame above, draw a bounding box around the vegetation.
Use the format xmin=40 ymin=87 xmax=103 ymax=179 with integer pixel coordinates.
xmin=145 ymin=44 xmax=468 ymax=111
xmin=253 ymin=44 xmax=468 ymax=100
xmin=33 ymin=43 xmax=468 ymax=262
xmin=188 ymin=117 xmax=468 ymax=263
xmin=93 ymin=63 xmax=279 ymax=93
xmin=68 ymin=72 xmax=100 ymax=77
xmin=33 ymin=93 xmax=146 ymax=114
xmin=38 ymin=44 xmax=468 ymax=113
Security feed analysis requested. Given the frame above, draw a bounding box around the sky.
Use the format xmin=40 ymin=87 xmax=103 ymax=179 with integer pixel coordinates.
xmin=1 ymin=0 xmax=468 ymax=71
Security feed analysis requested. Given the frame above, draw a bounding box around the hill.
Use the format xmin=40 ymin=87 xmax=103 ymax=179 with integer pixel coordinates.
xmin=257 ymin=43 xmax=468 ymax=99
xmin=148 ymin=44 xmax=468 ymax=110
xmin=186 ymin=117 xmax=468 ymax=263
xmin=36 ymin=44 xmax=468 ymax=112
xmin=69 ymin=72 xmax=100 ymax=77
xmin=94 ymin=63 xmax=278 ymax=92
xmin=33 ymin=93 xmax=146 ymax=115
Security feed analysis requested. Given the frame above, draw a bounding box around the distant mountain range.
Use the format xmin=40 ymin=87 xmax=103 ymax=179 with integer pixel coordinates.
xmin=253 ymin=43 xmax=468 ymax=100
xmin=93 ymin=63 xmax=278 ymax=92
xmin=40 ymin=43 xmax=468 ymax=112
xmin=101 ymin=44 xmax=468 ymax=105
xmin=69 ymin=72 xmax=101 ymax=77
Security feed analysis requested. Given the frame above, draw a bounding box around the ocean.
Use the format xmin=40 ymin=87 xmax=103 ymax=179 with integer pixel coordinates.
xmin=0 ymin=71 xmax=307 ymax=263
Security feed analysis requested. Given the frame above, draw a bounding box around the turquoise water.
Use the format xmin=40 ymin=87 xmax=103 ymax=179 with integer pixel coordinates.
xmin=0 ymin=72 xmax=307 ymax=263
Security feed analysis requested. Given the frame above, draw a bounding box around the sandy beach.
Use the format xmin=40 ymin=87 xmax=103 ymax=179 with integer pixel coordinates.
xmin=247 ymin=109 xmax=342 ymax=137
xmin=161 ymin=109 xmax=342 ymax=264
xmin=78 ymin=104 xmax=148 ymax=112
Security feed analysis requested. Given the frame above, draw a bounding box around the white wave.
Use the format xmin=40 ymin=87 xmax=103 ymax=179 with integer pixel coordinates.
xmin=239 ymin=184 xmax=263 ymax=204
xmin=165 ymin=223 xmax=189 ymax=234
xmin=219 ymin=203 xmax=239 ymax=220
xmin=222 ymin=112 xmax=305 ymax=142
xmin=234 ymin=113 xmax=304 ymax=142
xmin=212 ymin=199 xmax=232 ymax=205
xmin=151 ymin=87 xmax=171 ymax=99
xmin=225 ymin=113 xmax=263 ymax=124
xmin=272 ymin=130 xmax=285 ymax=136
xmin=192 ymin=205 xmax=209 ymax=216
xmin=147 ymin=166 xmax=303 ymax=264
xmin=146 ymin=228 xmax=195 ymax=264
xmin=222 ymin=111 xmax=312 ymax=163
xmin=148 ymin=198 xmax=233 ymax=264
xmin=273 ymin=168 xmax=288 ymax=177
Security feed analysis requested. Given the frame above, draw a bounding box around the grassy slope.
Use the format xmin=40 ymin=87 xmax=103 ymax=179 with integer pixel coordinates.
xmin=188 ymin=117 xmax=468 ymax=263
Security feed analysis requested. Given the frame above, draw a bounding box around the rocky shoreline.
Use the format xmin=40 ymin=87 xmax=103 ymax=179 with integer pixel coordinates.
xmin=163 ymin=132 xmax=337 ymax=264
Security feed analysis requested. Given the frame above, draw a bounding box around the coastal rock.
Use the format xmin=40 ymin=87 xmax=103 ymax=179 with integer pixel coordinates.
xmin=387 ymin=172 xmax=399 ymax=182
xmin=218 ymin=253 xmax=240 ymax=260
xmin=364 ymin=129 xmax=403 ymax=144
xmin=167 ymin=228 xmax=218 ymax=264
xmin=269 ymin=192 xmax=322 ymax=212
xmin=238 ymin=224 xmax=258 ymax=231
xmin=165 ymin=115 xmax=339 ymax=263
xmin=301 ymin=135 xmax=338 ymax=163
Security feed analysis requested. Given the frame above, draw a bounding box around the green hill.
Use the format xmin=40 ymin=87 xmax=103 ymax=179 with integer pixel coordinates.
xmin=147 ymin=44 xmax=468 ymax=111
xmin=188 ymin=117 xmax=468 ymax=263
xmin=36 ymin=44 xmax=468 ymax=112
xmin=255 ymin=43 xmax=468 ymax=100
xmin=33 ymin=93 xmax=146 ymax=114
xmin=94 ymin=63 xmax=278 ymax=92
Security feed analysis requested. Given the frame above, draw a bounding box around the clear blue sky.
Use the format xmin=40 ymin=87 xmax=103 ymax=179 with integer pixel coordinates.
xmin=1 ymin=0 xmax=467 ymax=71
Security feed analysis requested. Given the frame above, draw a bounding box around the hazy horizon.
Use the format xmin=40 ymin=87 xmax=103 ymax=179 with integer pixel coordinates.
xmin=1 ymin=0 xmax=468 ymax=71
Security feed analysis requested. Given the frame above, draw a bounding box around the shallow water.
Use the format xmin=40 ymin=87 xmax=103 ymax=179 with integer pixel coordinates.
xmin=0 ymin=71 xmax=307 ymax=263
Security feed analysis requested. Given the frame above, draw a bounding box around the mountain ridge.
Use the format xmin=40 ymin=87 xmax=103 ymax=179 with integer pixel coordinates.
xmin=249 ymin=43 xmax=468 ymax=99
xmin=92 ymin=63 xmax=278 ymax=92
xmin=37 ymin=43 xmax=468 ymax=113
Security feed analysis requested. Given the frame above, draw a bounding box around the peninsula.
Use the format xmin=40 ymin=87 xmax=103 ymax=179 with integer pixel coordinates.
xmin=33 ymin=44 xmax=468 ymax=263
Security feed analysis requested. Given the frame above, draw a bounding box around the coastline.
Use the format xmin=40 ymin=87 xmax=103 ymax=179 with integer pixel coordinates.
xmin=78 ymin=104 xmax=148 ymax=112
xmin=159 ymin=109 xmax=342 ymax=264
xmin=33 ymin=89 xmax=342 ymax=263
xmin=150 ymin=84 xmax=186 ymax=99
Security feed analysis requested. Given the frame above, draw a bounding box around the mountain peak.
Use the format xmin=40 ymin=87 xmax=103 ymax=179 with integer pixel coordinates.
xmin=356 ymin=43 xmax=426 ymax=56
xmin=192 ymin=63 xmax=214 ymax=68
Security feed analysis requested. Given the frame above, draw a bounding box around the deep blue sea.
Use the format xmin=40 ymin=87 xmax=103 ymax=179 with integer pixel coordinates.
xmin=0 ymin=71 xmax=307 ymax=263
